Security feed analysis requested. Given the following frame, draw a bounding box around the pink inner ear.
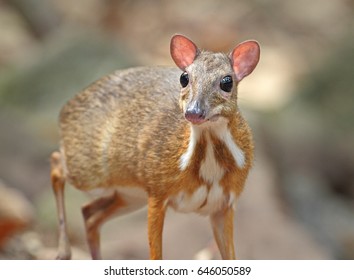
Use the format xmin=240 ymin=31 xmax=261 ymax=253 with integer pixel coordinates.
xmin=170 ymin=35 xmax=198 ymax=70
xmin=231 ymin=41 xmax=260 ymax=82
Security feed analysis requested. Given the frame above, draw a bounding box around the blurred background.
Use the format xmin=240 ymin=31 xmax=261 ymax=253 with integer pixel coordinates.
xmin=0 ymin=0 xmax=353 ymax=260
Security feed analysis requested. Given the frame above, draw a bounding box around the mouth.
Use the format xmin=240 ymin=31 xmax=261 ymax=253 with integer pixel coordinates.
xmin=186 ymin=114 xmax=221 ymax=125
xmin=186 ymin=117 xmax=206 ymax=125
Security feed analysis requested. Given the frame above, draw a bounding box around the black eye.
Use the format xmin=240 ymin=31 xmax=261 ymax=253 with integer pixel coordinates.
xmin=220 ymin=75 xmax=233 ymax=92
xmin=180 ymin=72 xmax=189 ymax=88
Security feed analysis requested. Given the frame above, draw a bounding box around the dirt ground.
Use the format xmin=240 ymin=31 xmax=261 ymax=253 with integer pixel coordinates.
xmin=0 ymin=0 xmax=353 ymax=260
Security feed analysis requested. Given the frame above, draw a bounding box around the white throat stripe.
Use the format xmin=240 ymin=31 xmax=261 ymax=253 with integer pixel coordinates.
xmin=179 ymin=119 xmax=245 ymax=171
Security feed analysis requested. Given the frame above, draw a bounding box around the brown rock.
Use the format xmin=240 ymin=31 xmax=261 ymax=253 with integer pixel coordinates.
xmin=0 ymin=180 xmax=34 ymax=248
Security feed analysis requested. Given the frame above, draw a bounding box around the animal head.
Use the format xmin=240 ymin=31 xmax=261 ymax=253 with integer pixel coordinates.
xmin=170 ymin=34 xmax=260 ymax=125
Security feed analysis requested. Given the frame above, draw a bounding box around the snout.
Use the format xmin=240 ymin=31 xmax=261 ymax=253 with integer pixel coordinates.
xmin=184 ymin=103 xmax=206 ymax=125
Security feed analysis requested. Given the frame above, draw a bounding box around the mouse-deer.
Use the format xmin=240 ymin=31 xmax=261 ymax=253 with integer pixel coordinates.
xmin=50 ymin=34 xmax=260 ymax=260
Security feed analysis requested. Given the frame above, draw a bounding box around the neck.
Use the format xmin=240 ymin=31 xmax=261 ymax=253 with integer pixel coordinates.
xmin=179 ymin=116 xmax=245 ymax=172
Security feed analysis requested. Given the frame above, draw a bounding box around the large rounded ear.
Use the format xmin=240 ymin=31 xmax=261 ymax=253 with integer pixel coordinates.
xmin=170 ymin=34 xmax=199 ymax=70
xmin=230 ymin=40 xmax=260 ymax=82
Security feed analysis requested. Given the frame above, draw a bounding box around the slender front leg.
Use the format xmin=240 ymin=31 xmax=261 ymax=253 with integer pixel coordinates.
xmin=210 ymin=207 xmax=236 ymax=260
xmin=147 ymin=196 xmax=166 ymax=260
xmin=51 ymin=151 xmax=71 ymax=260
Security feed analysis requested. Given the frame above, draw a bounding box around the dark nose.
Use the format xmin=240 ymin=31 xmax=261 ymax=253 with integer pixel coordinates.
xmin=185 ymin=103 xmax=206 ymax=124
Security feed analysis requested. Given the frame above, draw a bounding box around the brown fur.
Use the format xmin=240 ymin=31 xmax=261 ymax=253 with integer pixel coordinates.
xmin=52 ymin=36 xmax=259 ymax=260
xmin=59 ymin=65 xmax=252 ymax=199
